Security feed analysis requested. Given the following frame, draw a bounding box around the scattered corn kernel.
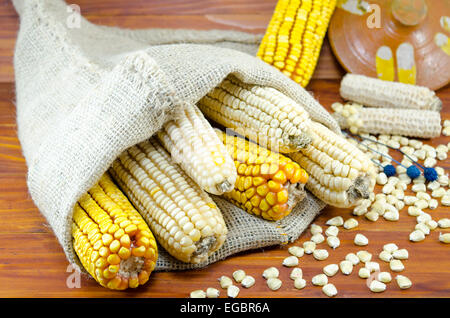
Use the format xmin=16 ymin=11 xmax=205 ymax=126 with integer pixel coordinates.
xmin=325 ymin=226 xmax=339 ymax=237
xmin=392 ymin=249 xmax=409 ymax=260
xmin=438 ymin=218 xmax=450 ymax=228
xmin=365 ymin=261 xmax=380 ymax=273
xmin=354 ymin=233 xmax=369 ymax=246
xmin=294 ymin=278 xmax=306 ymax=290
xmin=241 ymin=276 xmax=256 ymax=288
xmin=345 ymin=253 xmax=360 ymax=265
xmin=339 ymin=260 xmax=353 ymax=275
xmin=390 ymin=259 xmax=405 ymax=272
xmin=378 ymin=272 xmax=392 ymax=283
xmin=288 ymin=246 xmax=304 ymax=257
xmin=303 ymin=241 xmax=316 ymax=254
xmin=358 ymin=267 xmax=370 ymax=279
xmin=267 ymin=278 xmax=282 ymax=291
xmin=410 ymin=230 xmax=426 ymax=242
xmin=311 ymin=233 xmax=325 ymax=244
xmin=357 ymin=251 xmax=372 ymax=263
xmin=219 ymin=276 xmax=233 ymax=289
xmin=290 ymin=268 xmax=303 ymax=280
xmin=395 ymin=275 xmax=412 ymax=289
xmin=190 ymin=290 xmax=206 ymax=298
xmin=323 ymin=264 xmax=339 ymax=277
xmin=233 ymin=270 xmax=246 ymax=283
xmin=312 ymin=274 xmax=328 ymax=286
xmin=310 ymin=224 xmax=323 ymax=235
xmin=369 ymin=280 xmax=386 ymax=293
xmin=326 ymin=216 xmax=344 ymax=226
xmin=263 ymin=267 xmax=279 ymax=279
xmin=439 ymin=233 xmax=450 ymax=243
xmin=283 ymin=256 xmax=299 ymax=267
xmin=206 ymin=287 xmax=220 ymax=298
xmin=322 ymin=283 xmax=338 ymax=297
xmin=343 ymin=218 xmax=359 ymax=230
xmin=227 ymin=285 xmax=240 ymax=298
xmin=313 ymin=249 xmax=329 ymax=261
xmin=379 ymin=250 xmax=393 ymax=262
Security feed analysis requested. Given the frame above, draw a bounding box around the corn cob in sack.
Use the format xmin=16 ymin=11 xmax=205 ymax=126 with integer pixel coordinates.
xmin=13 ymin=0 xmax=340 ymax=273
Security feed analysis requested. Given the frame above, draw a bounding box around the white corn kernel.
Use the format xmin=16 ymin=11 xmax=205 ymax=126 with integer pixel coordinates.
xmin=283 ymin=256 xmax=299 ymax=267
xmin=379 ymin=250 xmax=393 ymax=262
xmin=369 ymin=280 xmax=386 ymax=293
xmin=383 ymin=243 xmax=399 ymax=253
xmin=365 ymin=211 xmax=379 ymax=222
xmin=428 ymin=199 xmax=438 ymax=210
xmin=303 ymin=241 xmax=316 ymax=254
xmin=408 ymin=206 xmax=422 ymax=216
xmin=357 ymin=251 xmax=372 ymax=263
xmin=233 ymin=270 xmax=246 ymax=283
xmin=313 ymin=249 xmax=329 ymax=261
xmin=241 ymin=276 xmax=255 ymax=288
xmin=426 ymin=220 xmax=438 ymax=230
xmin=312 ymin=274 xmax=328 ymax=286
xmin=339 ymin=260 xmax=353 ymax=275
xmin=410 ymin=230 xmax=426 ymax=242
xmin=294 ymin=278 xmax=306 ymax=290
xmin=325 ymin=226 xmax=339 ymax=237
xmin=219 ymin=276 xmax=233 ymax=289
xmin=412 ymin=183 xmax=426 ymax=193
xmin=323 ymin=264 xmax=339 ymax=277
xmin=438 ymin=218 xmax=450 ymax=228
xmin=354 ymin=234 xmax=369 ymax=246
xmin=393 ymin=249 xmax=409 ymax=260
xmin=378 ymin=272 xmax=392 ymax=283
xmin=382 ymin=183 xmax=395 ymax=194
xmin=190 ymin=290 xmax=206 ymax=298
xmin=311 ymin=233 xmax=325 ymax=244
xmin=327 ymin=236 xmax=340 ymax=249
xmin=352 ymin=205 xmax=368 ymax=216
xmin=390 ymin=259 xmax=405 ymax=272
xmin=262 ymin=267 xmax=279 ymax=279
xmin=424 ymin=158 xmax=437 ymax=167
xmin=439 ymin=233 xmax=450 ymax=244
xmin=376 ymin=173 xmax=388 ymax=185
xmin=417 ymin=212 xmax=432 ymax=223
xmin=365 ymin=261 xmax=380 ymax=273
xmin=395 ymin=200 xmax=405 ymax=211
xmin=288 ymin=246 xmax=305 ymax=258
xmin=395 ymin=275 xmax=412 ymax=289
xmin=432 ymin=187 xmax=446 ymax=198
xmin=227 ymin=285 xmax=240 ymax=298
xmin=439 ymin=176 xmax=449 ymax=187
xmin=290 ymin=268 xmax=303 ymax=280
xmin=326 ymin=216 xmax=344 ymax=226
xmin=437 ymin=151 xmax=447 ymax=161
xmin=267 ymin=278 xmax=282 ymax=291
xmin=427 ymin=181 xmax=441 ymax=191
xmin=415 ymin=223 xmax=430 ymax=235
xmin=345 ymin=253 xmax=360 ymax=265
xmin=414 ymin=199 xmax=428 ymax=210
xmin=404 ymin=196 xmax=418 ymax=206
xmin=322 ymin=283 xmax=338 ymax=297
xmin=358 ymin=267 xmax=370 ymax=279
xmin=310 ymin=224 xmax=323 ymax=235
xmin=343 ymin=218 xmax=359 ymax=229
xmin=441 ymin=195 xmax=450 ymax=206
xmin=416 ymin=192 xmax=431 ymax=201
xmin=206 ymin=287 xmax=220 ymax=298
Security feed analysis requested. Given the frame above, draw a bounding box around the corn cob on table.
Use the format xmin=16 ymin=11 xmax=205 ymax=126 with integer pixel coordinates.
xmin=0 ymin=0 xmax=449 ymax=298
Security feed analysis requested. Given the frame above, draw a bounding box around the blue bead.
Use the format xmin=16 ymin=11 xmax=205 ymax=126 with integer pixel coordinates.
xmin=383 ymin=165 xmax=396 ymax=177
xmin=406 ymin=166 xmax=421 ymax=179
xmin=424 ymin=168 xmax=438 ymax=182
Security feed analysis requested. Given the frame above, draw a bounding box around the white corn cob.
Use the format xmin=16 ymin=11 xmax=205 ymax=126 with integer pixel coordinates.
xmin=157 ymin=104 xmax=237 ymax=195
xmin=109 ymin=138 xmax=227 ymax=264
xmin=340 ymin=74 xmax=442 ymax=111
xmin=197 ymin=76 xmax=312 ymax=153
xmin=333 ymin=107 xmax=441 ymax=138
xmin=290 ymin=121 xmax=376 ymax=208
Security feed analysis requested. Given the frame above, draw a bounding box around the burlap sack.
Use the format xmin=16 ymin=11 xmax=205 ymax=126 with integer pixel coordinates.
xmin=12 ymin=0 xmax=340 ymax=271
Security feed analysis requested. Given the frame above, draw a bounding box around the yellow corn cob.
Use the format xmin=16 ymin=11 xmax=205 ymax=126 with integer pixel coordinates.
xmin=157 ymin=104 xmax=237 ymax=195
xmin=72 ymin=173 xmax=158 ymax=290
xmin=197 ymin=76 xmax=312 ymax=153
xmin=257 ymin=0 xmax=337 ymax=87
xmin=290 ymin=121 xmax=376 ymax=208
xmin=109 ymin=138 xmax=227 ymax=264
xmin=216 ymin=129 xmax=309 ymax=221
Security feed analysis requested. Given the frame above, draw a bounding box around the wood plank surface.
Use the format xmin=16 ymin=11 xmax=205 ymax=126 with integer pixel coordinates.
xmin=0 ymin=0 xmax=448 ymax=298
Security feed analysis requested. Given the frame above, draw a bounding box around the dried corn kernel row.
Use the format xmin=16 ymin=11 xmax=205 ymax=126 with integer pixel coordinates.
xmin=72 ymin=173 xmax=158 ymax=290
xmin=340 ymin=74 xmax=442 ymax=111
xmin=158 ymin=104 xmax=237 ymax=195
xmin=198 ymin=75 xmax=312 ymax=153
xmin=333 ymin=106 xmax=442 ymax=138
xmin=257 ymin=0 xmax=337 ymax=87
xmin=216 ymin=129 xmax=308 ymax=221
xmin=290 ymin=121 xmax=376 ymax=207
xmin=109 ymin=138 xmax=227 ymax=264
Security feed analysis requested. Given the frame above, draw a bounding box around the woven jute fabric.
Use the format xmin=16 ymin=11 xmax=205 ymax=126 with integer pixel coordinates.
xmin=13 ymin=0 xmax=339 ymax=271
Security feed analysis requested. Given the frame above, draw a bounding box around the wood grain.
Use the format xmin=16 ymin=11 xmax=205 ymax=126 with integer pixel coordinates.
xmin=0 ymin=0 xmax=448 ymax=298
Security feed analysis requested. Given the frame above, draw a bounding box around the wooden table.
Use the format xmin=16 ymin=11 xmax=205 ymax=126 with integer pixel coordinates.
xmin=0 ymin=0 xmax=448 ymax=298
